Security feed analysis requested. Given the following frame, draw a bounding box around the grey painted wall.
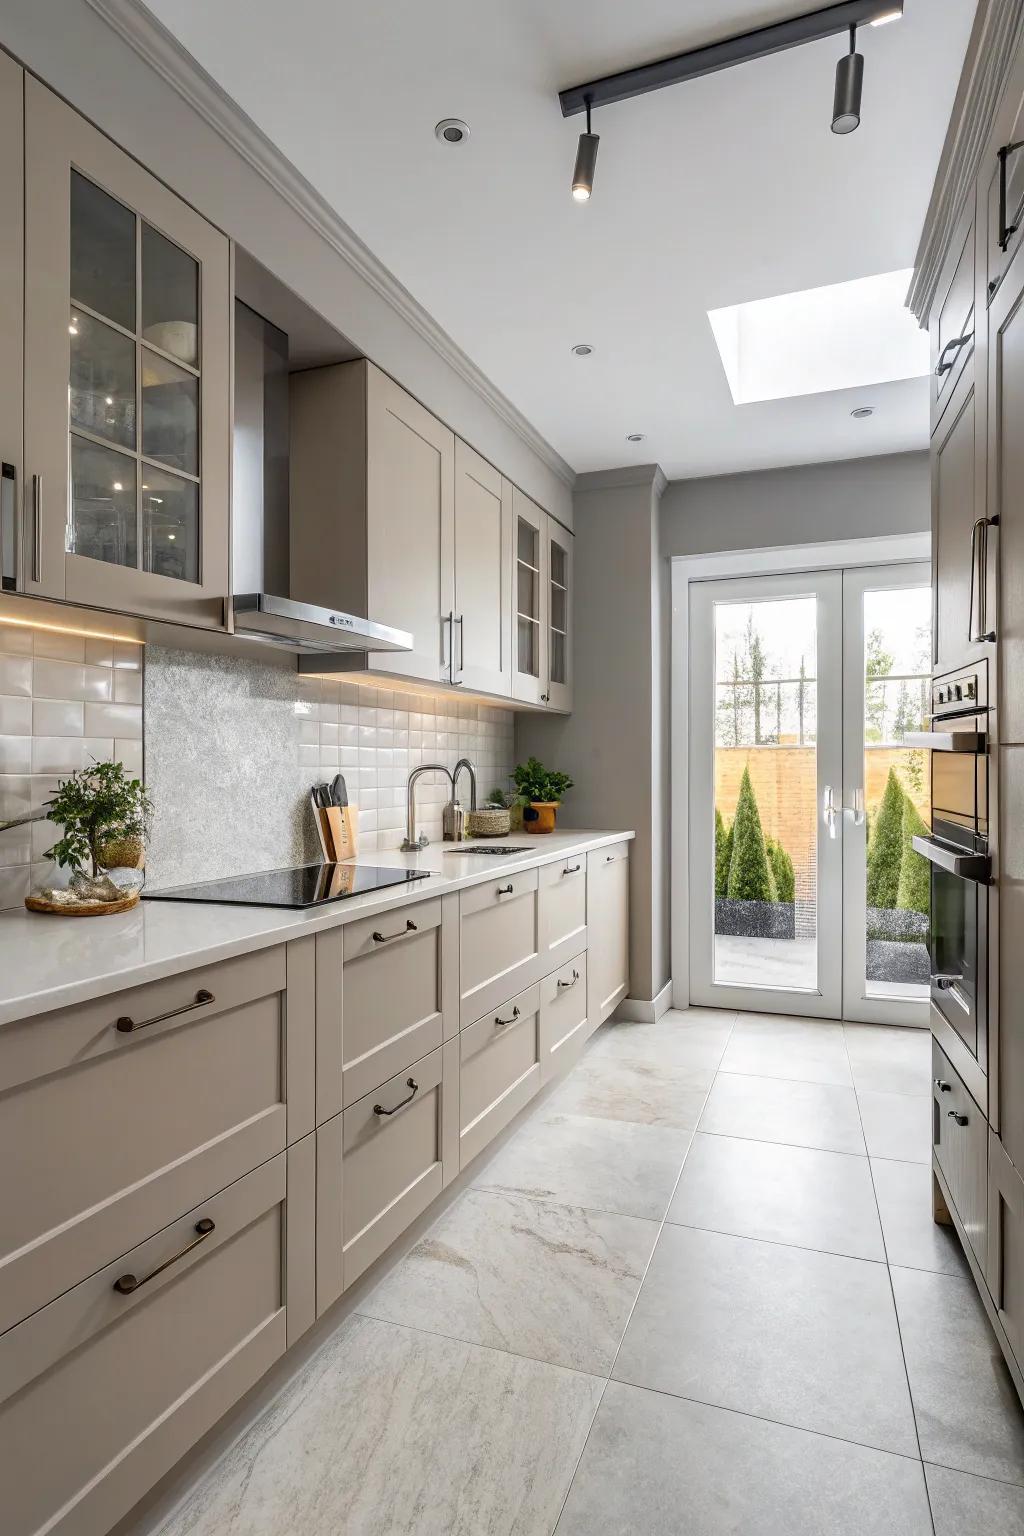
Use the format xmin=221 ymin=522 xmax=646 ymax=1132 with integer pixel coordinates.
xmin=661 ymin=451 xmax=929 ymax=557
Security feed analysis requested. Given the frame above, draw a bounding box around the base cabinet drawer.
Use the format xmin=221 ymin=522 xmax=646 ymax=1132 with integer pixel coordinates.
xmin=460 ymin=983 xmax=541 ymax=1168
xmin=538 ymin=857 xmax=587 ymax=972
xmin=989 ymin=1132 xmax=1024 ymax=1371
xmin=540 ymin=956 xmax=589 ymax=1084
xmin=0 ymin=940 xmax=314 ymax=1336
xmin=933 ymin=1039 xmax=987 ymax=1265
xmin=459 ymin=869 xmax=540 ymax=1026
xmin=0 ymin=1148 xmax=312 ymax=1536
xmin=317 ymin=1045 xmax=456 ymax=1304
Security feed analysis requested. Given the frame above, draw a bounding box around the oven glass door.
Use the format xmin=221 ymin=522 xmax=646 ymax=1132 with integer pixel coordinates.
xmin=930 ymin=864 xmax=980 ymax=1060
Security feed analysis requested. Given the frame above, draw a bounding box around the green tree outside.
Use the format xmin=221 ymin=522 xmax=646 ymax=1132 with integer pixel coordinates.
xmin=766 ymin=837 xmax=796 ymax=904
xmin=714 ymin=808 xmax=733 ymax=899
xmin=896 ymin=793 xmax=930 ymax=916
xmin=866 ymin=767 xmax=905 ymax=909
xmin=727 ymin=766 xmax=777 ymax=902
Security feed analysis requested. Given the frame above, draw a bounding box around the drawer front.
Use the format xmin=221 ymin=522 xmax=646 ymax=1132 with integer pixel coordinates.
xmin=540 ymin=956 xmax=589 ymax=1084
xmin=989 ymin=1131 xmax=1024 ymax=1370
xmin=933 ymin=1039 xmax=987 ymax=1265
xmin=338 ymin=1047 xmax=448 ymax=1287
xmin=0 ymin=1153 xmax=294 ymax=1536
xmin=342 ymin=900 xmax=444 ymax=1107
xmin=538 ymin=857 xmax=587 ymax=970
xmin=0 ymin=942 xmax=312 ymax=1336
xmin=459 ymin=869 xmax=540 ymax=1026
xmin=460 ymin=982 xmax=541 ymax=1168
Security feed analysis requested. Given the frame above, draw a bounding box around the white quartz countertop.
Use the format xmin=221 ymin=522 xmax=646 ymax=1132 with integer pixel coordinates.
xmin=0 ymin=829 xmax=634 ymax=1027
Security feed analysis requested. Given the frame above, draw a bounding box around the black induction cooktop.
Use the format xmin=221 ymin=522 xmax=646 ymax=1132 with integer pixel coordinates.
xmin=143 ymin=862 xmax=431 ymax=910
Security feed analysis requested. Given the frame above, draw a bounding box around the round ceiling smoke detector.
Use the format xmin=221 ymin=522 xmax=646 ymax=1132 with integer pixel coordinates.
xmin=626 ymin=432 xmax=646 ymax=443
xmin=435 ymin=119 xmax=470 ymax=145
xmin=571 ymin=343 xmax=594 ymax=356
xmin=851 ymin=406 xmax=875 ymax=418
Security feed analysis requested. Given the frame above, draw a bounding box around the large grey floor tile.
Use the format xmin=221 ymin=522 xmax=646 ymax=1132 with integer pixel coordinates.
xmin=556 ymin=1381 xmax=933 ymax=1536
xmin=872 ymin=1158 xmax=970 ymax=1276
xmin=360 ymin=1187 xmax=657 ymax=1374
xmin=613 ymin=1224 xmax=918 ymax=1456
xmin=926 ymin=1462 xmax=1024 ymax=1535
xmin=668 ymin=1132 xmax=884 ymax=1261
xmin=720 ymin=1015 xmax=852 ymax=1086
xmin=588 ymin=1008 xmax=735 ymax=1072
xmin=474 ymin=1110 xmax=691 ymax=1221
xmin=892 ymin=1265 xmax=1024 ymax=1485
xmin=845 ymin=1023 xmax=932 ymax=1097
xmin=858 ymin=1089 xmax=932 ymax=1163
xmin=699 ymin=1071 xmax=865 ymax=1155
xmin=544 ymin=1048 xmax=714 ymax=1129
xmin=154 ymin=1315 xmax=603 ymax=1536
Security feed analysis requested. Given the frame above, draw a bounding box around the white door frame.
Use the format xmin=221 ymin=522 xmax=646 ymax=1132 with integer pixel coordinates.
xmin=670 ymin=533 xmax=931 ymax=1015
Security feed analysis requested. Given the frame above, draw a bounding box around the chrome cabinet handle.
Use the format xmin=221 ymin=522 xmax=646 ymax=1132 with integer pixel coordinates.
xmin=935 ymin=333 xmax=972 ymax=376
xmin=374 ymin=1077 xmax=418 ymax=1116
xmin=31 ymin=473 xmax=42 ymax=583
xmin=116 ymin=988 xmax=215 ymax=1033
xmin=933 ymin=973 xmax=972 ymax=1015
xmin=557 ymin=969 xmax=580 ymax=991
xmin=443 ymin=611 xmax=454 ymax=681
xmin=455 ymin=614 xmax=464 ymax=679
xmin=496 ymin=883 xmax=514 ymax=895
xmin=495 ymin=1005 xmax=521 ymax=1026
xmin=1 ymin=463 xmax=15 ymax=591
xmin=372 ymin=919 xmax=417 ymax=943
xmin=947 ymin=1109 xmax=969 ymax=1127
xmin=562 ymin=863 xmax=581 ymax=875
xmin=113 ymin=1218 xmax=215 ymax=1294
xmin=968 ymin=515 xmax=998 ymax=644
xmin=998 ymin=138 xmax=1024 ymax=252
xmin=934 ymin=1078 xmax=952 ymax=1093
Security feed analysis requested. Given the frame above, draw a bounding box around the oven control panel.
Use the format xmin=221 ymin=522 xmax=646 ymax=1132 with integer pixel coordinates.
xmin=932 ymin=660 xmax=988 ymax=716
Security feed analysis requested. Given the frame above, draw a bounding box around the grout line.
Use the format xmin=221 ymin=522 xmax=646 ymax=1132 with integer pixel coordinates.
xmin=694 ymin=1126 xmax=868 ymax=1158
xmin=348 ymin=1308 xmax=608 ymax=1386
xmin=550 ymin=1010 xmax=741 ymax=1534
xmin=660 ymin=1214 xmax=887 ymax=1266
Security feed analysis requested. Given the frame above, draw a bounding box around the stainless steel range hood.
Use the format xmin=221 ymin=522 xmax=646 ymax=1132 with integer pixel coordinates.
xmin=231 ymin=298 xmax=412 ymax=656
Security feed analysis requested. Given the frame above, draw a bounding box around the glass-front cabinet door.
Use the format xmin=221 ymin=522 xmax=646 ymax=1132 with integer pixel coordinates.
xmin=546 ymin=521 xmax=573 ymax=711
xmin=511 ymin=488 xmax=548 ymax=705
xmin=23 ymin=77 xmax=229 ymax=627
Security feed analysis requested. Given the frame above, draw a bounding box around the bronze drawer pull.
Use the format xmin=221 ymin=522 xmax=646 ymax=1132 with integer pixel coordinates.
xmin=372 ymin=919 xmax=418 ymax=943
xmin=496 ymin=883 xmax=514 ymax=895
xmin=495 ymin=1006 xmax=521 ymax=1026
xmin=374 ymin=1078 xmax=418 ymax=1116
xmin=947 ymin=1109 xmax=969 ymax=1127
xmin=557 ymin=969 xmax=580 ymax=991
xmin=113 ymin=1218 xmax=215 ymax=1295
xmin=563 ymin=864 xmax=581 ymax=875
xmin=935 ymin=333 xmax=971 ymax=377
xmin=116 ymin=988 xmax=215 ymax=1033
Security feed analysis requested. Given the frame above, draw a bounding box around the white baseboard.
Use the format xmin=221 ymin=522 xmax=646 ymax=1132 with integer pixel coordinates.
xmin=613 ymin=980 xmax=673 ymax=1024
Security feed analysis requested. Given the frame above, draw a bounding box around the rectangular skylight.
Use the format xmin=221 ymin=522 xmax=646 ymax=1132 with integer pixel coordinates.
xmin=708 ymin=269 xmax=929 ymax=405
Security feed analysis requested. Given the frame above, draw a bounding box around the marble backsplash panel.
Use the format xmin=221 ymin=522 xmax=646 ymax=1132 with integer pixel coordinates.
xmin=143 ymin=646 xmax=516 ymax=889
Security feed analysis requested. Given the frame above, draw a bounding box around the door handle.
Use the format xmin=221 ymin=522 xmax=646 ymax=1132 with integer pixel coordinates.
xmin=947 ymin=1108 xmax=969 ymax=1127
xmin=495 ymin=1005 xmax=521 ymax=1026
xmin=933 ymin=973 xmax=971 ymax=1015
xmin=116 ymin=988 xmax=215 ymax=1033
xmin=968 ymin=516 xmax=998 ymax=644
xmin=31 ymin=473 xmax=42 ymax=584
xmin=824 ymin=786 xmax=866 ymax=837
xmin=1 ymin=463 xmax=15 ymax=591
xmin=113 ymin=1218 xmax=215 ymax=1294
xmin=998 ymin=139 xmax=1024 ymax=252
xmin=371 ymin=919 xmax=417 ymax=943
xmin=935 ymin=334 xmax=972 ymax=376
xmin=455 ymin=614 xmax=464 ymax=680
xmin=373 ymin=1078 xmax=418 ymax=1116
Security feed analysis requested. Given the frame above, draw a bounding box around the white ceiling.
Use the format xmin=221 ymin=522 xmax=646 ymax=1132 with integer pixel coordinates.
xmin=146 ymin=0 xmax=976 ymax=480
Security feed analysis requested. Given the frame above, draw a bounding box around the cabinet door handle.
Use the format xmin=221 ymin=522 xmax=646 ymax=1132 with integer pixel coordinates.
xmin=374 ymin=1077 xmax=418 ymax=1116
xmin=947 ymin=1109 xmax=969 ymax=1127
xmin=998 ymin=139 xmax=1024 ymax=252
xmin=935 ymin=334 xmax=971 ymax=377
xmin=442 ymin=611 xmax=454 ymax=682
xmin=495 ymin=1006 xmax=520 ymax=1026
xmin=496 ymin=883 xmax=514 ymax=895
xmin=968 ymin=516 xmax=998 ymax=644
xmin=113 ymin=1218 xmax=215 ymax=1294
xmin=557 ymin=969 xmax=580 ymax=991
xmin=934 ymin=1078 xmax=952 ymax=1093
xmin=372 ymin=919 xmax=417 ymax=943
xmin=1 ymin=463 xmax=15 ymax=591
xmin=562 ymin=863 xmax=581 ymax=875
xmin=116 ymin=987 xmax=215 ymax=1033
xmin=31 ymin=473 xmax=42 ymax=583
xmin=455 ymin=614 xmax=464 ymax=679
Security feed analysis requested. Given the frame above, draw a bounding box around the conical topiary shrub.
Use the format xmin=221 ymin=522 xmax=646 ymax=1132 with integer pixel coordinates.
xmin=727 ymin=765 xmax=776 ymax=902
xmin=867 ymin=768 xmax=905 ymax=910
xmin=766 ymin=836 xmax=795 ymax=904
xmin=897 ymin=793 xmax=930 ymax=916
xmin=715 ymin=808 xmax=733 ymax=899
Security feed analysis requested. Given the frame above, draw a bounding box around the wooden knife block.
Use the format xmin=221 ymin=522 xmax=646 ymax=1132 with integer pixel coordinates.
xmin=312 ymin=797 xmax=358 ymax=862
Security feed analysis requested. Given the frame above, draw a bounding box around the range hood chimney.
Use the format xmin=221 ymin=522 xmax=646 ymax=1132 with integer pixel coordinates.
xmin=231 ymin=300 xmax=411 ymax=656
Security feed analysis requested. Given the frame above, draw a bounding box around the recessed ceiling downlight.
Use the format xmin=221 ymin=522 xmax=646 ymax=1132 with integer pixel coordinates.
xmin=626 ymin=432 xmax=646 ymax=442
xmin=571 ymin=343 xmax=594 ymax=356
xmin=851 ymin=406 xmax=875 ymax=418
xmin=435 ymin=119 xmax=470 ymax=145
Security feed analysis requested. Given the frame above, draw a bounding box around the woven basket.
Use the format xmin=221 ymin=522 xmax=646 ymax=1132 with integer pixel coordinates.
xmin=465 ymin=807 xmax=512 ymax=838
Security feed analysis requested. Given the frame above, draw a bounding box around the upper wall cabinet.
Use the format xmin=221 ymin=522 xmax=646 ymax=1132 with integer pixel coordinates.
xmin=984 ymin=45 xmax=1024 ymax=307
xmin=22 ymin=79 xmax=230 ymax=628
xmin=0 ymin=53 xmax=23 ymax=595
xmin=930 ymin=198 xmax=976 ymax=438
xmin=511 ymin=488 xmax=573 ymax=710
xmin=453 ymin=438 xmax=513 ymax=695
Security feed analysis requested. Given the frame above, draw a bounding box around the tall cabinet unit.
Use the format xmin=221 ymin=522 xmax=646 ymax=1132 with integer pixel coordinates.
xmin=0 ymin=53 xmax=23 ymax=596
xmin=21 ymin=79 xmax=230 ymax=628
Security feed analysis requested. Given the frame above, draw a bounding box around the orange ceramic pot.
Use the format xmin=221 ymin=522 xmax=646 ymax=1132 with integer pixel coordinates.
xmin=525 ymin=801 xmax=558 ymax=834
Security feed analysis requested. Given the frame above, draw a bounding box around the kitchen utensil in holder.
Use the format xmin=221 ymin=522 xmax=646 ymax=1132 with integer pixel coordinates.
xmin=310 ymin=789 xmax=357 ymax=862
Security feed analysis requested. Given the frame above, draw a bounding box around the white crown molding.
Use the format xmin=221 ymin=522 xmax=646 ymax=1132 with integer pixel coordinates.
xmin=908 ymin=0 xmax=1024 ymax=324
xmin=83 ymin=0 xmax=575 ymax=488
xmin=576 ymin=463 xmax=666 ymax=493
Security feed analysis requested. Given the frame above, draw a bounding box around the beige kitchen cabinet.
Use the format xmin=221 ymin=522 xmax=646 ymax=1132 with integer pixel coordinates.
xmin=983 ymin=43 xmax=1024 ymax=305
xmin=22 ymin=77 xmax=230 ymax=627
xmin=540 ymin=954 xmax=589 ymax=1083
xmin=932 ymin=1040 xmax=987 ymax=1268
xmin=459 ymin=982 xmax=542 ymax=1167
xmin=316 ymin=1042 xmax=458 ymax=1303
xmin=932 ymin=361 xmax=992 ymax=675
xmin=989 ymin=1131 xmax=1024 ymax=1378
xmin=0 ymin=940 xmax=314 ymax=1338
xmin=0 ymin=51 xmax=22 ymax=595
xmin=0 ymin=1142 xmax=314 ymax=1536
xmin=587 ymin=843 xmax=630 ymax=1027
xmin=453 ymin=437 xmax=513 ymax=694
xmin=538 ymin=854 xmax=587 ymax=972
xmin=545 ymin=518 xmax=574 ymax=711
xmin=459 ymin=866 xmax=541 ymax=1026
xmin=930 ymin=198 xmax=977 ymax=437
xmin=511 ymin=486 xmax=549 ymax=704
xmin=988 ymin=233 xmax=1024 ymax=743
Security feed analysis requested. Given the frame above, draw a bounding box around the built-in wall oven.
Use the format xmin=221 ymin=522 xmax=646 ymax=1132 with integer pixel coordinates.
xmin=907 ymin=661 xmax=991 ymax=1072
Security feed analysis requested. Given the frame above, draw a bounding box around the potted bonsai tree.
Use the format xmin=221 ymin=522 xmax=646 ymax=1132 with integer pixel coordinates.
xmin=512 ymin=756 xmax=574 ymax=834
xmin=29 ymin=760 xmax=153 ymax=914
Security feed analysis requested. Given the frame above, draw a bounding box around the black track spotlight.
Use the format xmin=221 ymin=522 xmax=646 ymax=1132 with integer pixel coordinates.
xmin=832 ymin=23 xmax=864 ymax=134
xmin=572 ymin=96 xmax=599 ymax=202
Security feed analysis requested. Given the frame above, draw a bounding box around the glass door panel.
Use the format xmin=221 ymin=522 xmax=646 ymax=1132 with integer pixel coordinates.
xmin=516 ymin=515 xmax=540 ymax=679
xmin=70 ymin=170 xmax=135 ymax=330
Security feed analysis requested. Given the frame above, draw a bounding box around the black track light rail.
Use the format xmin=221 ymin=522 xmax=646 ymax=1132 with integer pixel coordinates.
xmin=558 ymin=0 xmax=902 ymax=117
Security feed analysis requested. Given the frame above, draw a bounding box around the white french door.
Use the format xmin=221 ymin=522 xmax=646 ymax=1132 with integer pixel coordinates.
xmin=688 ymin=561 xmax=931 ymax=1026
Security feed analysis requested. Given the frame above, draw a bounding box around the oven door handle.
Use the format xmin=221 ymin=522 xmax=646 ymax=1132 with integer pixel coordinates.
xmin=932 ymin=973 xmax=972 ymax=1015
xmin=911 ymin=835 xmax=990 ymax=884
xmin=903 ymin=727 xmax=986 ymax=752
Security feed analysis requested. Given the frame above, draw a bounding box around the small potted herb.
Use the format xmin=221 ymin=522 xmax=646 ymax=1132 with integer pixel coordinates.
xmin=29 ymin=760 xmax=153 ymax=914
xmin=512 ymin=756 xmax=574 ymax=834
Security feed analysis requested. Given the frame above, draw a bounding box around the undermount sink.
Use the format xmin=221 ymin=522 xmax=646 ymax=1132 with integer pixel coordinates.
xmin=445 ymin=845 xmax=534 ymax=855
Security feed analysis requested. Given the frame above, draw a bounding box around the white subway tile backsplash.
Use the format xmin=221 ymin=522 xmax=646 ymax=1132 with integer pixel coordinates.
xmin=0 ymin=654 xmax=32 ymax=697
xmin=84 ymin=702 xmax=143 ymax=740
xmin=0 ymin=736 xmax=32 ymax=774
xmin=32 ymin=699 xmax=84 ymax=737
xmin=32 ymin=631 xmax=86 ymax=663
xmin=0 ymin=696 xmax=31 ymax=735
xmin=113 ymin=668 xmax=143 ymax=705
xmin=32 ymin=658 xmax=113 ymax=703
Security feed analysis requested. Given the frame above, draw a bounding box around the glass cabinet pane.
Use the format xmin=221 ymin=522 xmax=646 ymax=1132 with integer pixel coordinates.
xmin=141 ymin=224 xmax=198 ymax=367
xmin=70 ymin=171 xmax=136 ymax=332
xmin=518 ymin=616 xmax=539 ymax=678
xmin=517 ymin=560 xmax=536 ymax=622
xmin=70 ymin=437 xmax=137 ymax=569
xmin=141 ymin=349 xmax=198 ymax=475
xmin=551 ymin=630 xmax=566 ymax=685
xmin=551 ymin=542 xmax=567 ymax=589
xmin=142 ymin=468 xmax=198 ymax=582
xmin=69 ymin=310 xmax=136 ymax=449
xmin=517 ymin=518 xmax=538 ymax=568
xmin=550 ymin=582 xmax=567 ymax=634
